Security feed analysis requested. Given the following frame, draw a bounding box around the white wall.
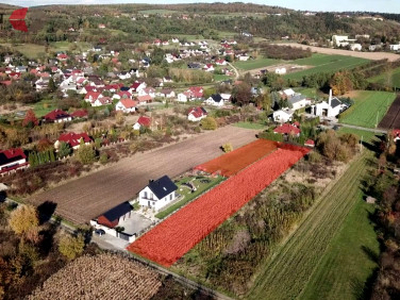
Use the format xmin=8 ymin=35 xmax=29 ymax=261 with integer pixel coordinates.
xmin=138 ymin=186 xmax=177 ymax=211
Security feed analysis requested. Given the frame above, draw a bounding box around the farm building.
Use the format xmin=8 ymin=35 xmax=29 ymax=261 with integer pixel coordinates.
xmin=288 ymin=95 xmax=311 ymax=111
xmin=188 ymin=107 xmax=208 ymax=122
xmin=138 ymin=175 xmax=178 ymax=211
xmin=312 ymin=90 xmax=348 ymax=118
xmin=273 ymin=109 xmax=294 ymax=123
xmin=0 ymin=148 xmax=29 ymax=175
xmin=97 ymin=202 xmax=133 ymax=228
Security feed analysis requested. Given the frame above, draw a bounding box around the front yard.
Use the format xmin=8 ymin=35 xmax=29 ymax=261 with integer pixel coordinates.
xmin=155 ymin=175 xmax=224 ymax=219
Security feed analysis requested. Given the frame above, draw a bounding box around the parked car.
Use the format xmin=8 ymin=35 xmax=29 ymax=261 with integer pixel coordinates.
xmin=94 ymin=229 xmax=105 ymax=236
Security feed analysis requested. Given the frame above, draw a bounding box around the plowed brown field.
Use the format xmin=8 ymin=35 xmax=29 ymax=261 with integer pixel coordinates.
xmin=378 ymin=95 xmax=400 ymax=129
xmin=29 ymin=126 xmax=260 ymax=224
xmin=194 ymin=139 xmax=278 ymax=176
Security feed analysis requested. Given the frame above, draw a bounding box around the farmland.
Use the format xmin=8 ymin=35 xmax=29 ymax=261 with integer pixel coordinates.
xmin=233 ymin=57 xmax=281 ymax=71
xmin=128 ymin=144 xmax=309 ymax=267
xmin=28 ymin=253 xmax=162 ymax=300
xmin=368 ymin=67 xmax=400 ymax=87
xmin=29 ymin=126 xmax=260 ymax=224
xmin=248 ymin=151 xmax=376 ymax=300
xmin=284 ymin=54 xmax=370 ymax=80
xmin=194 ymin=139 xmax=278 ymax=177
xmin=378 ymin=95 xmax=400 ymax=129
xmin=339 ymin=91 xmax=396 ymax=128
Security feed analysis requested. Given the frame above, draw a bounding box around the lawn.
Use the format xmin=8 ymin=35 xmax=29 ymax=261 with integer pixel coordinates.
xmin=339 ymin=90 xmax=396 ymax=128
xmin=234 ymin=121 xmax=266 ymax=130
xmin=248 ymin=150 xmax=378 ymax=300
xmin=368 ymin=67 xmax=400 ymax=88
xmin=233 ymin=57 xmax=281 ymax=71
xmin=154 ymin=176 xmax=224 ymax=220
xmin=33 ymin=99 xmax=57 ymax=118
xmin=284 ymin=54 xmax=370 ymax=80
xmin=337 ymin=127 xmax=379 ymax=143
xmin=214 ymin=73 xmax=231 ymax=82
xmin=2 ymin=43 xmax=47 ymax=59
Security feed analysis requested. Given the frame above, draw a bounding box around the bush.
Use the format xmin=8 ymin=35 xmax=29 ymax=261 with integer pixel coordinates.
xmin=58 ymin=233 xmax=85 ymax=260
xmin=201 ymin=117 xmax=218 ymax=130
xmin=76 ymin=144 xmax=96 ymax=165
xmin=222 ymin=143 xmax=233 ymax=153
xmin=99 ymin=152 xmax=108 ymax=164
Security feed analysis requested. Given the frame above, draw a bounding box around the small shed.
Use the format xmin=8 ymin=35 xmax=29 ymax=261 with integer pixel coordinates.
xmin=365 ymin=196 xmax=376 ymax=204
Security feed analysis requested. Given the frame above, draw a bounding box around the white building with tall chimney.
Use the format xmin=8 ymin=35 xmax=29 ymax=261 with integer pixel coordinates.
xmin=312 ymin=89 xmax=348 ymax=118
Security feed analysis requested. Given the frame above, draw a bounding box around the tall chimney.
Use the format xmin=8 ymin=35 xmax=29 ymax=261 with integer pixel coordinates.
xmin=329 ymin=89 xmax=332 ymax=107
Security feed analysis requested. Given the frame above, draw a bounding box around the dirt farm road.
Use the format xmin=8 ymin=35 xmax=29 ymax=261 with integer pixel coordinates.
xmin=276 ymin=43 xmax=400 ymax=62
xmin=29 ymin=126 xmax=260 ymax=224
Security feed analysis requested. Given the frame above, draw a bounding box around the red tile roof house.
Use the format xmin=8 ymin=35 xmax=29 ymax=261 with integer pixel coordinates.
xmin=137 ymin=95 xmax=153 ymax=104
xmin=54 ymin=132 xmax=93 ymax=150
xmin=70 ymin=109 xmax=88 ymax=119
xmin=43 ymin=109 xmax=72 ymax=123
xmin=84 ymin=91 xmax=102 ymax=103
xmin=273 ymin=123 xmax=301 ymax=137
xmin=0 ymin=148 xmax=29 ymax=175
xmin=393 ymin=129 xmax=400 ymax=142
xmin=112 ymin=91 xmax=132 ymax=100
xmin=305 ymin=139 xmax=315 ymax=147
xmin=133 ymin=116 xmax=151 ymax=130
xmin=188 ymin=107 xmax=208 ymax=122
xmin=115 ymin=99 xmax=137 ymax=113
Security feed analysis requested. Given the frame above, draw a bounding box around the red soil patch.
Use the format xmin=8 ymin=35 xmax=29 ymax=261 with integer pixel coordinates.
xmin=127 ymin=144 xmax=309 ymax=267
xmin=194 ymin=139 xmax=278 ymax=177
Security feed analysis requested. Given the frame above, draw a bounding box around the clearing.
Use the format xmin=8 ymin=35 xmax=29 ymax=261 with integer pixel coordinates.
xmin=248 ymin=150 xmax=378 ymax=300
xmin=29 ymin=126 xmax=260 ymax=224
xmin=339 ymin=90 xmax=396 ymax=128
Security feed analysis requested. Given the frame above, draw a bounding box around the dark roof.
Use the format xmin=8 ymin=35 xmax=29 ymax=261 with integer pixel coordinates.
xmin=100 ymin=202 xmax=132 ymax=223
xmin=330 ymin=97 xmax=342 ymax=108
xmin=210 ymin=94 xmax=222 ymax=102
xmin=0 ymin=148 xmax=26 ymax=166
xmin=288 ymin=94 xmax=306 ymax=105
xmin=147 ymin=175 xmax=177 ymax=200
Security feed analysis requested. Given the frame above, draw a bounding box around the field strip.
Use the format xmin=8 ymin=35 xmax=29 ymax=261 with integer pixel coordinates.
xmin=248 ymin=152 xmax=367 ymax=299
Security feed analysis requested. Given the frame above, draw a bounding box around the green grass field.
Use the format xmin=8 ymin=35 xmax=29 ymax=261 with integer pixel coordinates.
xmin=2 ymin=43 xmax=47 ymax=59
xmin=337 ymin=127 xmax=378 ymax=143
xmin=248 ymin=150 xmax=378 ymax=299
xmin=284 ymin=54 xmax=370 ymax=80
xmin=213 ymin=73 xmax=231 ymax=81
xmin=233 ymin=57 xmax=281 ymax=71
xmin=368 ymin=67 xmax=400 ymax=88
xmin=299 ymin=198 xmax=379 ymax=300
xmin=339 ymin=90 xmax=396 ymax=128
xmin=33 ymin=99 xmax=57 ymax=118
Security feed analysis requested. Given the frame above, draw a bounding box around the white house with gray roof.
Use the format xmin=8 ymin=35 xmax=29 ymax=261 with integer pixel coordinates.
xmin=312 ymin=90 xmax=348 ymax=118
